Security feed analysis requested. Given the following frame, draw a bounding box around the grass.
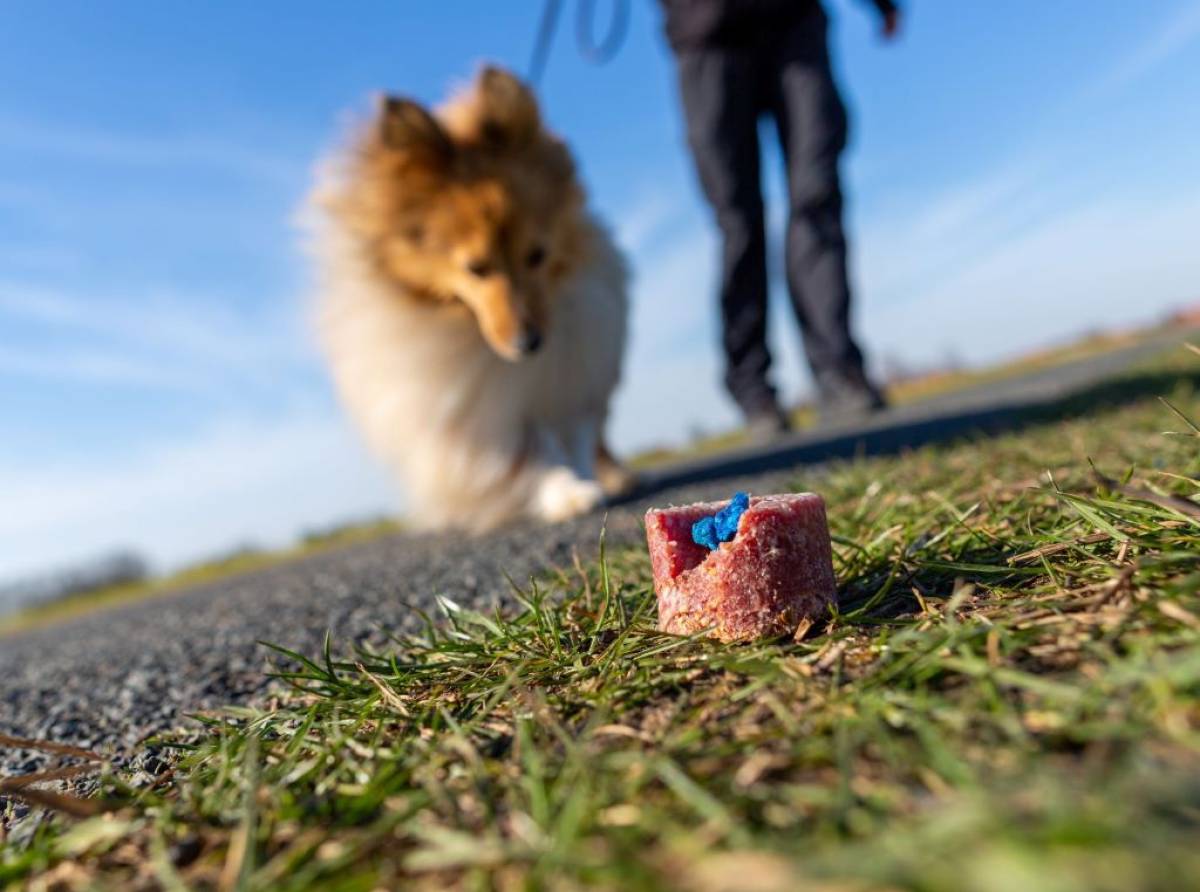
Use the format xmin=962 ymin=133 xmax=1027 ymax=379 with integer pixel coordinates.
xmin=2 ymin=350 xmax=1198 ymax=890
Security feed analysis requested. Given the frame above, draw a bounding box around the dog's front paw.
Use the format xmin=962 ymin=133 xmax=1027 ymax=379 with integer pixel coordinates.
xmin=535 ymin=468 xmax=605 ymax=523
xmin=597 ymin=456 xmax=638 ymax=499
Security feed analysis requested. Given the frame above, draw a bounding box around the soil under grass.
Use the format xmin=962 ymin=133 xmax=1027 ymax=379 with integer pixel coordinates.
xmin=2 ymin=351 xmax=1198 ymax=891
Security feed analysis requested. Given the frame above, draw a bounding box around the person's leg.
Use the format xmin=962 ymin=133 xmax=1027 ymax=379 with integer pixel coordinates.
xmin=675 ymin=46 xmax=785 ymax=426
xmin=767 ymin=10 xmax=884 ymax=414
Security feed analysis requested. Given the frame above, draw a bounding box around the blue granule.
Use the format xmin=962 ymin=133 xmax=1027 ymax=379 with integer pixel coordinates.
xmin=692 ymin=491 xmax=750 ymax=551
xmin=692 ymin=516 xmax=719 ymax=550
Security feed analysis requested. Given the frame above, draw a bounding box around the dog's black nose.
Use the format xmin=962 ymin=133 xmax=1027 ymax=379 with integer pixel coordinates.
xmin=517 ymin=328 xmax=543 ymax=355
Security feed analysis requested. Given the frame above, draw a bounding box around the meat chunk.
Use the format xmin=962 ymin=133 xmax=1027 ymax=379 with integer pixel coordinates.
xmin=644 ymin=493 xmax=837 ymax=642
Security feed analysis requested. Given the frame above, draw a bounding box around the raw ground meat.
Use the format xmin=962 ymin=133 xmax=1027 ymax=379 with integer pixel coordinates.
xmin=644 ymin=493 xmax=838 ymax=642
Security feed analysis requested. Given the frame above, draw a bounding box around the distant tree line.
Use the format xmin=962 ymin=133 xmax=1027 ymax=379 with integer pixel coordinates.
xmin=0 ymin=550 xmax=150 ymax=613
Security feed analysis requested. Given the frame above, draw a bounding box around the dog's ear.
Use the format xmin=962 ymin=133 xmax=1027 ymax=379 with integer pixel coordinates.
xmin=475 ymin=66 xmax=540 ymax=150
xmin=376 ymin=95 xmax=453 ymax=166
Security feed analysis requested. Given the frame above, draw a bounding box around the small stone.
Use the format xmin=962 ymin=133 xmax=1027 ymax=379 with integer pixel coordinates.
xmin=170 ymin=834 xmax=204 ymax=868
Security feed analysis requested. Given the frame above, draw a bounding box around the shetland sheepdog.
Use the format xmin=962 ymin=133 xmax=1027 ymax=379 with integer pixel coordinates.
xmin=310 ymin=66 xmax=632 ymax=531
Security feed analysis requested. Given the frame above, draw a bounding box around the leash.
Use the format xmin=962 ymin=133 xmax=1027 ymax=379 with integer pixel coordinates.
xmin=528 ymin=0 xmax=631 ymax=88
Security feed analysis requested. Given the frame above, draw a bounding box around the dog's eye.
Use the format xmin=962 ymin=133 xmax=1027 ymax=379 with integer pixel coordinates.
xmin=526 ymin=246 xmax=546 ymax=268
xmin=467 ymin=259 xmax=493 ymax=278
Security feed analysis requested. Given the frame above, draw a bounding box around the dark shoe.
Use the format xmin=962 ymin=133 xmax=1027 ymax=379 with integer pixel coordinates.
xmin=745 ymin=405 xmax=793 ymax=443
xmin=817 ymin=377 xmax=888 ymax=426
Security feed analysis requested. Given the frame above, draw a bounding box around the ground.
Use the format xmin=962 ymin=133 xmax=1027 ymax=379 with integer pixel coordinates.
xmin=1 ymin=342 xmax=1197 ymax=890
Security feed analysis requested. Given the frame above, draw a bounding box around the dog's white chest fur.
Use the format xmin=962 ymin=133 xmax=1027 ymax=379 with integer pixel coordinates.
xmin=316 ymin=219 xmax=628 ymax=530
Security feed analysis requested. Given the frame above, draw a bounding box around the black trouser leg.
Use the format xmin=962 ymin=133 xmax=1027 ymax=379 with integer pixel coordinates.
xmin=675 ymin=47 xmax=777 ymax=416
xmin=768 ymin=11 xmax=869 ymax=397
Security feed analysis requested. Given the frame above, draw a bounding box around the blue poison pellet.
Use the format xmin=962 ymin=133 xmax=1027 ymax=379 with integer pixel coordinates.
xmin=692 ymin=491 xmax=750 ymax=551
xmin=714 ymin=491 xmax=750 ymax=541
xmin=692 ymin=516 xmax=719 ymax=551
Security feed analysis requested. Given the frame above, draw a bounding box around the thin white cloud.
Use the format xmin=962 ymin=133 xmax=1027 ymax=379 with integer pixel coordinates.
xmin=855 ymin=159 xmax=1058 ymax=303
xmin=862 ymin=185 xmax=1200 ymax=367
xmin=0 ymin=114 xmax=306 ymax=186
xmin=0 ymin=345 xmax=220 ymax=393
xmin=1096 ymin=0 xmax=1200 ymax=91
xmin=0 ymin=284 xmax=317 ymax=397
xmin=0 ymin=244 xmax=82 ymax=274
xmin=882 ymin=163 xmax=1041 ymax=249
xmin=0 ymin=285 xmax=307 ymax=361
xmin=612 ymin=188 xmax=679 ymax=257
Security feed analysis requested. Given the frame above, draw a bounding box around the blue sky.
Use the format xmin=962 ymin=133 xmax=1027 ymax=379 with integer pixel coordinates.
xmin=2 ymin=0 xmax=1200 ymax=584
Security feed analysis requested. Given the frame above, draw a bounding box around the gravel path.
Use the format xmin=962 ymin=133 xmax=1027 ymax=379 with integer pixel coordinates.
xmin=0 ymin=330 xmax=1190 ymax=776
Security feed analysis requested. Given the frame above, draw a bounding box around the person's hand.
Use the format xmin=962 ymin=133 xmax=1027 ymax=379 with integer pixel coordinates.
xmin=882 ymin=9 xmax=901 ymax=41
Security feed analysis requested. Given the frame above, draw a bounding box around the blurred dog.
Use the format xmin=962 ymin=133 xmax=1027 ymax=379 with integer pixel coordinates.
xmin=310 ymin=66 xmax=632 ymax=531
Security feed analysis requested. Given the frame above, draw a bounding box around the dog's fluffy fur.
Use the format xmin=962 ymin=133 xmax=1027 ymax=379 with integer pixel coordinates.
xmin=310 ymin=67 xmax=631 ymax=531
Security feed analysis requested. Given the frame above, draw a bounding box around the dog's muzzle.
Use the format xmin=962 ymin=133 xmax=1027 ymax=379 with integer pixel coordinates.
xmin=515 ymin=328 xmax=543 ymax=356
